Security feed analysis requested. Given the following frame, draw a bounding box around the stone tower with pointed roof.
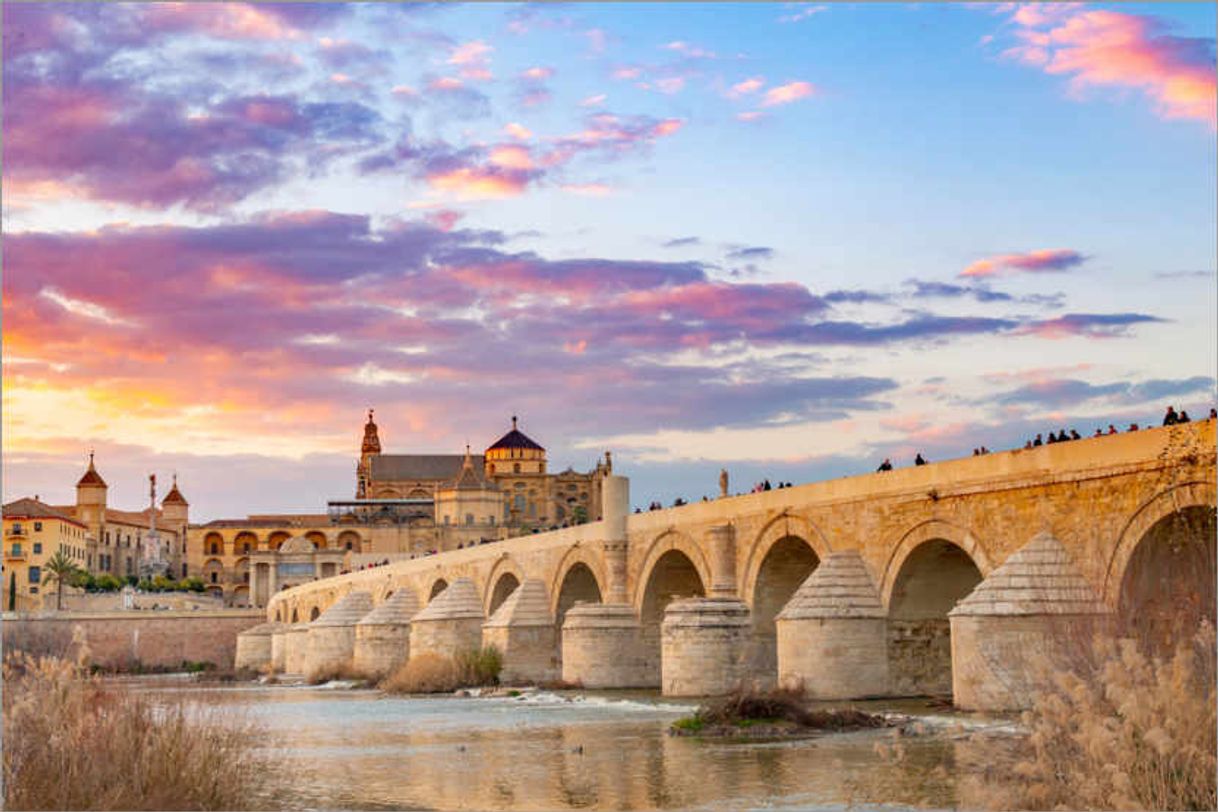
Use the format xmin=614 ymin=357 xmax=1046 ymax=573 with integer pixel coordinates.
xmin=75 ymin=451 xmax=108 ymax=529
xmin=357 ymin=409 xmax=381 ymax=498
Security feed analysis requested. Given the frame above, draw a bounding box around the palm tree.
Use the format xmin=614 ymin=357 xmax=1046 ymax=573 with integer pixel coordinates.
xmin=42 ymin=550 xmax=82 ymax=612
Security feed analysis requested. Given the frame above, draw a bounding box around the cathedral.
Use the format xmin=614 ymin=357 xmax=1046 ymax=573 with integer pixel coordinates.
xmin=352 ymin=411 xmax=611 ymax=530
xmin=187 ymin=413 xmax=613 ymax=607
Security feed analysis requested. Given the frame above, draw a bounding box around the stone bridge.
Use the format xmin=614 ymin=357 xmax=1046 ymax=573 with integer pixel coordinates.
xmin=256 ymin=420 xmax=1216 ymax=710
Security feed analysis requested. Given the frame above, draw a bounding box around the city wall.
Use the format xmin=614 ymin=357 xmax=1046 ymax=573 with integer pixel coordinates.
xmin=2 ymin=610 xmax=264 ymax=670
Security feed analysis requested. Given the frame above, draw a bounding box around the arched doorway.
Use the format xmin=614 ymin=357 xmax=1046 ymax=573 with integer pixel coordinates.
xmin=429 ymin=578 xmax=448 ymax=602
xmin=887 ymin=539 xmax=982 ymax=697
xmin=1119 ymin=505 xmax=1216 ymax=653
xmin=640 ymin=550 xmax=706 ymax=685
xmin=488 ymin=572 xmax=520 ymax=617
xmin=750 ymin=535 xmax=820 ymax=681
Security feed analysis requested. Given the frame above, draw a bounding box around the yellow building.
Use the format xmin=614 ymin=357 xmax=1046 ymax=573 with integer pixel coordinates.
xmin=2 ymin=498 xmax=91 ymax=611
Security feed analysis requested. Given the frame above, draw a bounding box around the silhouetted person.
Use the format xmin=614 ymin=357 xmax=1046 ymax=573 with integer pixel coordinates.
xmin=1057 ymin=430 xmax=1069 ymax=442
xmin=1033 ymin=434 xmax=1043 ymax=446
xmin=1211 ymin=408 xmax=1217 ymax=420
xmin=1108 ymin=424 xmax=1117 ymax=435
xmin=1046 ymin=432 xmax=1056 ymax=444
xmin=1070 ymin=429 xmax=1081 ymax=440
xmin=1163 ymin=406 xmax=1178 ymax=426
xmin=914 ymin=453 xmax=927 ymax=466
xmin=763 ymin=479 xmax=772 ymax=491
xmin=1178 ymin=410 xmax=1191 ymax=423
xmin=972 ymin=448 xmax=979 ymax=456
xmin=877 ymin=458 xmax=893 ymax=472
xmin=1129 ymin=423 xmax=1139 ymax=431
xmin=1024 ymin=440 xmax=1033 ymax=450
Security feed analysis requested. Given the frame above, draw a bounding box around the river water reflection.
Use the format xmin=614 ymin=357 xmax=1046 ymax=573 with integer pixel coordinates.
xmin=130 ymin=678 xmax=1015 ymax=811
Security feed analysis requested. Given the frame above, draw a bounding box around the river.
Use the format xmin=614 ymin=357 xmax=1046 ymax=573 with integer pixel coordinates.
xmin=125 ymin=677 xmax=1018 ymax=811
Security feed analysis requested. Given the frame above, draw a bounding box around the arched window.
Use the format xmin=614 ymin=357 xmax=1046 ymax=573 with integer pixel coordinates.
xmin=210 ymin=542 xmax=218 ymax=555
xmin=513 ymin=494 xmax=525 ymax=511
xmin=513 ymin=463 xmax=521 ymax=473
xmin=210 ymin=572 xmax=217 ymax=583
xmin=345 ymin=541 xmax=352 ymax=551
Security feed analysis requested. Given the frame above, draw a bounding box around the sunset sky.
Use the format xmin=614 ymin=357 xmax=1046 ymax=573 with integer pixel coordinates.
xmin=3 ymin=2 xmax=1215 ymax=521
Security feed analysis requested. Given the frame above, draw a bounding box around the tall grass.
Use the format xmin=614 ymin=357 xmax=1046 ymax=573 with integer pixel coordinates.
xmin=2 ymin=651 xmax=268 ymax=810
xmin=381 ymin=646 xmax=503 ymax=694
xmin=962 ymin=620 xmax=1216 ymax=810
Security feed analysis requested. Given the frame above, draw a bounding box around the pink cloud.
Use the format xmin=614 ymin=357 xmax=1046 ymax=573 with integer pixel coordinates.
xmin=961 ymin=248 xmax=1086 ymax=278
xmin=142 ymin=4 xmax=302 ymax=41
xmin=579 ymin=93 xmax=608 ymax=107
xmin=761 ymin=81 xmax=816 ymax=106
xmin=503 ymin=122 xmax=532 ymax=140
xmin=727 ymin=77 xmax=765 ymax=99
xmin=1004 ymin=8 xmax=1217 ymax=126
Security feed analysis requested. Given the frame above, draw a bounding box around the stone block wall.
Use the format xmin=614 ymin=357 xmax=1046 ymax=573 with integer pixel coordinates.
xmin=776 ymin=616 xmax=888 ymax=698
xmin=1 ymin=610 xmax=262 ymax=670
xmin=887 ymin=619 xmax=952 ymax=696
xmin=482 ymin=624 xmax=559 ymax=685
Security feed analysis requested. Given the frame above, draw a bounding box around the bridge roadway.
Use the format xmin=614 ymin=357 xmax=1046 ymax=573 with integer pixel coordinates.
xmin=261 ymin=419 xmax=1216 ymax=709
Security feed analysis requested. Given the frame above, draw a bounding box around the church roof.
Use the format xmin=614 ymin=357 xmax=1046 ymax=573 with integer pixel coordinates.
xmin=444 ymin=447 xmax=496 ymax=491
xmin=487 ymin=416 xmax=544 ymax=452
xmin=370 ymin=454 xmax=482 ymax=482
xmin=77 ymin=453 xmax=107 ymax=488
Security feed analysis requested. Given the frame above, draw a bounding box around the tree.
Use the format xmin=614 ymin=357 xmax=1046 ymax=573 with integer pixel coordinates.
xmin=42 ymin=550 xmax=83 ymax=612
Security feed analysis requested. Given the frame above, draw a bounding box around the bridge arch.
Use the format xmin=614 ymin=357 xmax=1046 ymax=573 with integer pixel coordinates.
xmin=428 ymin=578 xmax=449 ymax=602
xmin=1104 ymin=481 xmax=1217 ymax=607
xmin=740 ymin=512 xmax=829 ymax=682
xmin=549 ymin=544 xmax=608 ymax=621
xmin=879 ymin=519 xmax=991 ymax=609
xmin=485 ymin=555 xmax=524 ymax=616
xmin=632 ymin=529 xmax=712 ymax=611
xmin=882 ymin=519 xmax=988 ymax=697
xmin=739 ymin=511 xmax=832 ymax=604
xmin=635 ymin=531 xmax=709 ymax=686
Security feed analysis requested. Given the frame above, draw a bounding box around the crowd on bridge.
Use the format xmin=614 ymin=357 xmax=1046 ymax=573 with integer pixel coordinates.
xmin=875 ymin=404 xmax=1217 ymax=473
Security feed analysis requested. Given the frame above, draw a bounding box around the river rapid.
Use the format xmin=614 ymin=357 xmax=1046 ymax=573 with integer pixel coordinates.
xmin=121 ymin=677 xmax=1019 ymax=811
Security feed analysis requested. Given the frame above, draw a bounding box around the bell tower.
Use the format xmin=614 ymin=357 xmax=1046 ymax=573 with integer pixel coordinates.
xmin=357 ymin=409 xmax=381 ymax=498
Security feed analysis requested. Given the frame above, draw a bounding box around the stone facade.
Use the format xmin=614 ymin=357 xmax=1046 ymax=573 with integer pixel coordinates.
xmin=263 ymin=421 xmax=1216 ymax=705
xmin=3 ymin=610 xmax=262 ymax=670
xmin=234 ymin=621 xmax=282 ymax=671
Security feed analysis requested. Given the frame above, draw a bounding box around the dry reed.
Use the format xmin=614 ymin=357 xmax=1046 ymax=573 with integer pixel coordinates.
xmin=961 ymin=620 xmax=1216 ymax=810
xmin=2 ymin=651 xmax=269 ymax=810
xmin=380 ymin=646 xmax=503 ymax=694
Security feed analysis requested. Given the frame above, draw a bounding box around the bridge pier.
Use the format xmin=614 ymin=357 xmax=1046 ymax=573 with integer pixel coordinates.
xmin=775 ymin=551 xmax=888 ymax=699
xmin=949 ymin=532 xmax=1111 ymax=711
xmin=353 ymin=588 xmax=420 ymax=681
xmin=482 ymin=579 xmax=559 ymax=684
xmin=282 ymin=623 xmax=309 ymax=675
xmin=270 ymin=626 xmax=288 ymax=672
xmin=235 ymin=621 xmax=282 ymax=672
xmin=561 ymin=603 xmax=651 ymax=688
xmin=661 ymin=597 xmax=751 ymax=696
xmin=304 ymin=591 xmax=374 ymax=681
xmin=409 ymin=577 xmax=484 ymax=661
